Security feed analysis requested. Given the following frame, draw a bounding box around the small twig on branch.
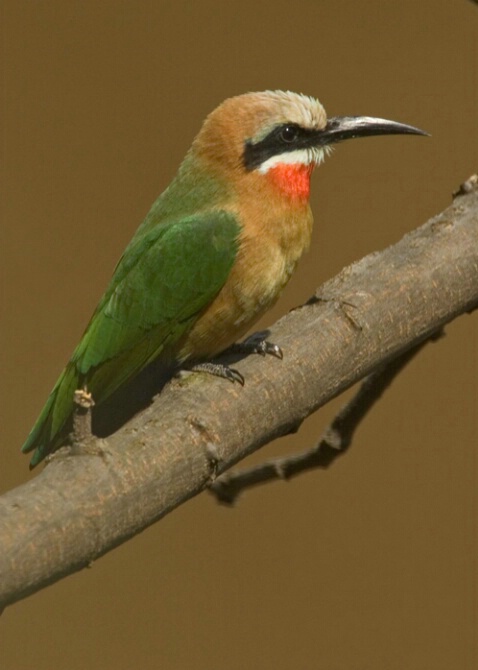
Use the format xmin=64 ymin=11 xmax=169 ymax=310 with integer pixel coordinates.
xmin=209 ymin=332 xmax=443 ymax=505
xmin=453 ymin=174 xmax=478 ymax=198
xmin=71 ymin=389 xmax=95 ymax=444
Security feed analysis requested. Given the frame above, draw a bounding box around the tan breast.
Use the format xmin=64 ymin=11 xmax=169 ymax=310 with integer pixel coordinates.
xmin=179 ymin=175 xmax=313 ymax=360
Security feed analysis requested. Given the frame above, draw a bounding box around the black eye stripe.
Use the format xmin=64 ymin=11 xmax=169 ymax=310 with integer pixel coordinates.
xmin=243 ymin=123 xmax=319 ymax=171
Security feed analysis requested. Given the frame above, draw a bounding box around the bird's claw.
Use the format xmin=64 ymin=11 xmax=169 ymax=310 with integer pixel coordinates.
xmin=221 ymin=366 xmax=245 ymax=385
xmin=253 ymin=340 xmax=283 ymax=359
xmin=190 ymin=362 xmax=245 ymax=386
xmin=232 ymin=334 xmax=283 ymax=360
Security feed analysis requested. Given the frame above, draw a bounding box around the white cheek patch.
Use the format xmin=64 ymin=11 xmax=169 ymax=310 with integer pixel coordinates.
xmin=258 ymin=146 xmax=332 ymax=174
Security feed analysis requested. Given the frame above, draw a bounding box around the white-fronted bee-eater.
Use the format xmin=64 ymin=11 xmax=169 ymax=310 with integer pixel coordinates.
xmin=22 ymin=90 xmax=426 ymax=468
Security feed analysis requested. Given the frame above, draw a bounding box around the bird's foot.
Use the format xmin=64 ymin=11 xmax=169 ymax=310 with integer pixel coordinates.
xmin=229 ymin=332 xmax=283 ymax=360
xmin=187 ymin=333 xmax=282 ymax=387
xmin=189 ymin=362 xmax=245 ymax=386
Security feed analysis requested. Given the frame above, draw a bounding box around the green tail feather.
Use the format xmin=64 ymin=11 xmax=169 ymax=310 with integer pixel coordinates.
xmin=21 ymin=334 xmax=168 ymax=469
xmin=21 ymin=363 xmax=81 ymax=469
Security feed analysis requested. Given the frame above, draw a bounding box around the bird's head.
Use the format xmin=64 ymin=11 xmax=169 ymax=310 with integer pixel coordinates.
xmin=192 ymin=90 xmax=427 ymax=200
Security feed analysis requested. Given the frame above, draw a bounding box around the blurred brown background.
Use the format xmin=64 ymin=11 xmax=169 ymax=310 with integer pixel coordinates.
xmin=1 ymin=1 xmax=477 ymax=668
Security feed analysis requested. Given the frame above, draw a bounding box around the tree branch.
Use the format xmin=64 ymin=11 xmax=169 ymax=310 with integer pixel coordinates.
xmin=1 ymin=180 xmax=477 ymax=610
xmin=208 ymin=333 xmax=443 ymax=504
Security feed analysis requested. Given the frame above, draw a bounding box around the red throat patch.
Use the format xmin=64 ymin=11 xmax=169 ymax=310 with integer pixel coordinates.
xmin=266 ymin=163 xmax=314 ymax=200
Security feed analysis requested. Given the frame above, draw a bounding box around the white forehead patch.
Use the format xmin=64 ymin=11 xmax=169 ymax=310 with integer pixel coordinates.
xmin=270 ymin=90 xmax=326 ymax=128
xmin=252 ymin=90 xmax=327 ymax=141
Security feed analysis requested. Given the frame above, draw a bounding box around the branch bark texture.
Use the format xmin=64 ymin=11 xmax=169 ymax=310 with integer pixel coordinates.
xmin=209 ymin=336 xmax=440 ymax=504
xmin=1 ymin=185 xmax=477 ymax=609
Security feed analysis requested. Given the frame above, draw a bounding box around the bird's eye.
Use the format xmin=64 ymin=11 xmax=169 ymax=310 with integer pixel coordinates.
xmin=279 ymin=125 xmax=299 ymax=143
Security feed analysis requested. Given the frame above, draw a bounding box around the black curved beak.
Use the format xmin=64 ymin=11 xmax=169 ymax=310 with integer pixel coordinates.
xmin=317 ymin=116 xmax=429 ymax=146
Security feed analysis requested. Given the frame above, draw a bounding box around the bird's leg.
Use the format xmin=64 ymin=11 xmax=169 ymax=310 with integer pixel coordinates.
xmin=189 ymin=362 xmax=245 ymax=386
xmin=188 ymin=333 xmax=282 ymax=386
xmin=229 ymin=332 xmax=283 ymax=360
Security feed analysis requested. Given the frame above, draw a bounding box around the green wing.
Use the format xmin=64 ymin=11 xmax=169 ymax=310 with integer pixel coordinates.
xmin=22 ymin=210 xmax=240 ymax=468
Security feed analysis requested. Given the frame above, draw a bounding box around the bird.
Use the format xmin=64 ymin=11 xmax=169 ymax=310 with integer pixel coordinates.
xmin=21 ymin=90 xmax=426 ymax=468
